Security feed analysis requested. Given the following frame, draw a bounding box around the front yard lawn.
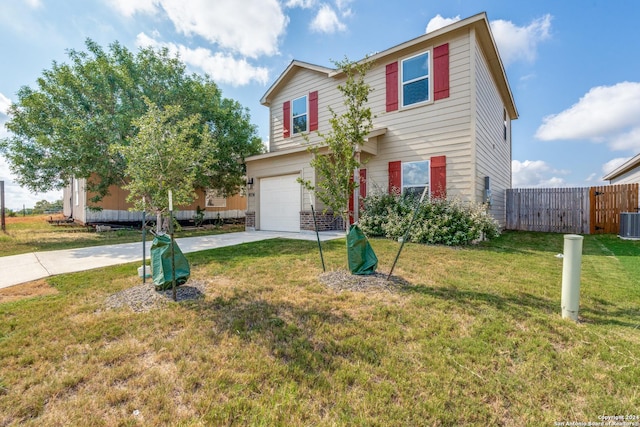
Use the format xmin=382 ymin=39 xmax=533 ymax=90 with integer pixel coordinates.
xmin=0 ymin=231 xmax=638 ymax=425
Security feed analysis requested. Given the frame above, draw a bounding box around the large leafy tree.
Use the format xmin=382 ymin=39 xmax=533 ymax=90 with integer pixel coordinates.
xmin=299 ymin=57 xmax=374 ymax=229
xmin=0 ymin=39 xmax=263 ymax=205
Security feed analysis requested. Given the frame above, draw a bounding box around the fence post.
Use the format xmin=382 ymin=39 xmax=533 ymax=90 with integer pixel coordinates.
xmin=561 ymin=234 xmax=583 ymax=321
xmin=1 ymin=181 xmax=5 ymax=232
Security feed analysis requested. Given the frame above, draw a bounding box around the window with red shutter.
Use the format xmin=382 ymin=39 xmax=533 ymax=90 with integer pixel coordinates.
xmin=283 ymin=101 xmax=291 ymax=138
xmin=433 ymin=43 xmax=450 ymax=101
xmin=388 ymin=161 xmax=401 ymax=195
xmin=309 ymin=91 xmax=318 ymax=131
xmin=401 ymin=52 xmax=430 ymax=107
xmin=430 ymin=155 xmax=446 ymax=198
xmin=386 ymin=62 xmax=398 ymax=112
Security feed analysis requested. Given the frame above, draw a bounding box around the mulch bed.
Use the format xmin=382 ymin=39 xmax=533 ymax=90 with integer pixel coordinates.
xmin=318 ymin=270 xmax=410 ymax=292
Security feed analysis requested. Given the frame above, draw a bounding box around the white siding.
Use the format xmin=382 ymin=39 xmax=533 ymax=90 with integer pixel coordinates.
xmin=83 ymin=209 xmax=244 ymax=223
xmin=75 ymin=178 xmax=87 ymax=224
xmin=269 ymin=68 xmax=342 ymax=153
xmin=473 ymin=35 xmax=511 ymax=226
xmin=610 ymin=167 xmax=640 ymax=185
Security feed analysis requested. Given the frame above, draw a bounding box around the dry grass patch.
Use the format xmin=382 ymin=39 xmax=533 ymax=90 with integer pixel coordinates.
xmin=0 ymin=280 xmax=58 ymax=303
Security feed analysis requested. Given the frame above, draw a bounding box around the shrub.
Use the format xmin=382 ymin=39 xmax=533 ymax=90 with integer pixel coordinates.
xmin=359 ymin=192 xmax=500 ymax=245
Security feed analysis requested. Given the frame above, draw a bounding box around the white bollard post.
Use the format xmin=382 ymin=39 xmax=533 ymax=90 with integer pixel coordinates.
xmin=561 ymin=234 xmax=584 ymax=321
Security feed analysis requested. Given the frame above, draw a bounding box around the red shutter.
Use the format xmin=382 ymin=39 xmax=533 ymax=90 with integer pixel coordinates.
xmin=283 ymin=101 xmax=291 ymax=138
xmin=309 ymin=91 xmax=318 ymax=132
xmin=388 ymin=161 xmax=401 ymax=195
xmin=433 ymin=43 xmax=450 ymax=101
xmin=430 ymin=155 xmax=446 ymax=199
xmin=386 ymin=62 xmax=399 ymax=112
xmin=360 ymin=169 xmax=367 ymax=205
xmin=348 ymin=169 xmax=367 ymax=224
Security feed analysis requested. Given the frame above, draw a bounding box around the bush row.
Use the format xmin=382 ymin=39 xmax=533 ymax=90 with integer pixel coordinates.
xmin=359 ymin=192 xmax=500 ymax=246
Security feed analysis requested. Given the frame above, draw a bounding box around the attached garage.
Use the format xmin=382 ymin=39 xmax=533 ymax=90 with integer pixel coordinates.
xmin=259 ymin=174 xmax=301 ymax=232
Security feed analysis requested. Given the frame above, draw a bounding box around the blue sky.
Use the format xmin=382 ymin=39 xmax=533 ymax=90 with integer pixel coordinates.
xmin=1 ymin=0 xmax=639 ymax=209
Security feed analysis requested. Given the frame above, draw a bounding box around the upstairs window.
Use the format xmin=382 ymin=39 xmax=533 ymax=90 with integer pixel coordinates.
xmin=402 ymin=52 xmax=430 ymax=107
xmin=292 ymin=95 xmax=308 ymax=134
xmin=504 ymin=109 xmax=508 ymax=141
xmin=402 ymin=160 xmax=430 ymax=197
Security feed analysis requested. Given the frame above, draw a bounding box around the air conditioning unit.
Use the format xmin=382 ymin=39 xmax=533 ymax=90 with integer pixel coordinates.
xmin=619 ymin=212 xmax=640 ymax=239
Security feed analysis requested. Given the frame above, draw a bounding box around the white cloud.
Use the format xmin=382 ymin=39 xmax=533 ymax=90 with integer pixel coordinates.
xmin=512 ymin=160 xmax=569 ymax=188
xmin=425 ymin=14 xmax=551 ymax=66
xmin=106 ymin=0 xmax=159 ymax=17
xmin=602 ymin=157 xmax=631 ymax=176
xmin=490 ymin=14 xmax=551 ymax=66
xmin=609 ymin=127 xmax=640 ymax=152
xmin=285 ymin=0 xmax=316 ymax=8
xmin=163 ymin=0 xmax=287 ymax=58
xmin=110 ymin=0 xmax=288 ymax=58
xmin=310 ymin=4 xmax=346 ymax=34
xmin=136 ymin=33 xmax=269 ymax=86
xmin=426 ymin=14 xmax=461 ymax=33
xmin=24 ymin=0 xmax=43 ymax=9
xmin=335 ymin=0 xmax=353 ymax=17
xmin=535 ymin=82 xmax=640 ymax=152
xmin=0 ymin=92 xmax=11 ymax=115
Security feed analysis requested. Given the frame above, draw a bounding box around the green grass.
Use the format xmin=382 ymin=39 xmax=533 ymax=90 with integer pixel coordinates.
xmin=0 ymin=214 xmax=244 ymax=256
xmin=0 ymin=231 xmax=638 ymax=425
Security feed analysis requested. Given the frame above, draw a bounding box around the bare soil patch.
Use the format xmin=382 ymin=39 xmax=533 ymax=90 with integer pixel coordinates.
xmin=0 ymin=279 xmax=59 ymax=303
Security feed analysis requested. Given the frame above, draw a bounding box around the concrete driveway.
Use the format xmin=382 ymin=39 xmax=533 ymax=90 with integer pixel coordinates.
xmin=0 ymin=230 xmax=344 ymax=290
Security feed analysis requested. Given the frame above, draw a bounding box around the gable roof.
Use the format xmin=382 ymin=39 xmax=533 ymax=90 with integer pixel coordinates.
xmin=602 ymin=152 xmax=640 ymax=181
xmin=260 ymin=61 xmax=333 ymax=105
xmin=260 ymin=12 xmax=517 ymax=119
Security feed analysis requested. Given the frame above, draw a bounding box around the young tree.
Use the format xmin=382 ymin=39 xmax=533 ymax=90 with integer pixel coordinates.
xmin=299 ymin=57 xmax=374 ymax=230
xmin=116 ymin=101 xmax=212 ymax=231
xmin=0 ymin=39 xmax=263 ymax=205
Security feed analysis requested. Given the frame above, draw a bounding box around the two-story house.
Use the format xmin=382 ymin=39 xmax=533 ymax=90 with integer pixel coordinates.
xmin=245 ymin=12 xmax=518 ymax=232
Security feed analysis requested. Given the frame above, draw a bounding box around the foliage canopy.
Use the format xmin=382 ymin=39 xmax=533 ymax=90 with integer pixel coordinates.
xmin=0 ymin=39 xmax=263 ymax=206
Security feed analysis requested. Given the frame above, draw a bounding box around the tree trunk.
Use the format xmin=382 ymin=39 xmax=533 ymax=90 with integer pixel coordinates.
xmin=156 ymin=211 xmax=163 ymax=234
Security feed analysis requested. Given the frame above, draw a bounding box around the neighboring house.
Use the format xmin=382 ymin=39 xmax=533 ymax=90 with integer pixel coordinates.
xmin=603 ymin=153 xmax=640 ymax=185
xmin=63 ymin=177 xmax=246 ymax=225
xmin=244 ymin=12 xmax=518 ymax=232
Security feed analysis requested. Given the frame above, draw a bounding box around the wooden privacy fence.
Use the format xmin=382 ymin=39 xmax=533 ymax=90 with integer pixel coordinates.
xmin=506 ymin=183 xmax=639 ymax=234
xmin=590 ymin=184 xmax=639 ymax=234
xmin=506 ymin=187 xmax=590 ymax=234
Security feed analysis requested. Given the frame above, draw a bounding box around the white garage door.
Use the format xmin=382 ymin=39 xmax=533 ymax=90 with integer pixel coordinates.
xmin=260 ymin=174 xmax=301 ymax=232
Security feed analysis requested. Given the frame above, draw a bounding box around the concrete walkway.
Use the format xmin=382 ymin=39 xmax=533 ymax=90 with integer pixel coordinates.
xmin=0 ymin=231 xmax=344 ymax=290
